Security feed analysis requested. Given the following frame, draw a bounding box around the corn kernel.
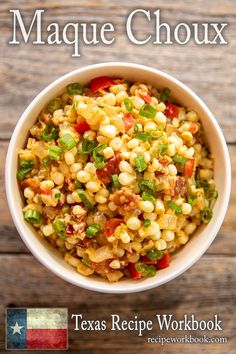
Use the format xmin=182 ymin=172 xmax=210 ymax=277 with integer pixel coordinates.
xmin=52 ymin=172 xmax=64 ymax=185
xmin=182 ymin=203 xmax=192 ymax=215
xmin=99 ymin=125 xmax=117 ymax=138
xmin=103 ymin=147 xmax=114 ymax=159
xmin=118 ymin=172 xmax=135 ymax=186
xmin=109 ymin=260 xmax=121 ymax=269
xmin=42 ymin=224 xmax=54 ymax=237
xmin=24 ymin=187 xmax=34 ymax=199
xmin=86 ymin=181 xmax=100 ymax=193
xmin=64 ymin=151 xmax=75 ymax=165
xmin=119 ymin=160 xmax=134 ymax=174
xmin=77 ymin=170 xmax=91 ymax=183
xmin=126 ymin=216 xmax=141 ymax=230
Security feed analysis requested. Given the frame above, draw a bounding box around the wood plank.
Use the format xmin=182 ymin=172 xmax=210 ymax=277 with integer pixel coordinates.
xmin=0 ymin=0 xmax=236 ymax=141
xmin=1 ymin=141 xmax=235 ymax=254
xmin=0 ymin=254 xmax=235 ymax=353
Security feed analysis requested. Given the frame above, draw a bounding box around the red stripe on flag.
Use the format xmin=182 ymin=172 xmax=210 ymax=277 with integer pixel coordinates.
xmin=27 ymin=329 xmax=67 ymax=349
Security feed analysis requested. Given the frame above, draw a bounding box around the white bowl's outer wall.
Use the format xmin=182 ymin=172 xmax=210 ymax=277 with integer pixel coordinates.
xmin=5 ymin=63 xmax=231 ymax=294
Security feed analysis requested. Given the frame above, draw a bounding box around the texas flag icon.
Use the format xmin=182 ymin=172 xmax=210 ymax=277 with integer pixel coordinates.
xmin=6 ymin=308 xmax=68 ymax=350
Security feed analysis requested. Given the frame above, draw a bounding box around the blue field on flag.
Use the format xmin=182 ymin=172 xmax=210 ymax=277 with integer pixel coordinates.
xmin=6 ymin=308 xmax=68 ymax=350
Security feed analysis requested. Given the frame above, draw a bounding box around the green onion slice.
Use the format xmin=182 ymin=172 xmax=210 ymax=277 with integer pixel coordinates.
xmin=23 ymin=210 xmax=42 ymax=224
xmin=74 ymin=180 xmax=82 ymax=189
xmin=42 ymin=158 xmax=50 ymax=169
xmin=82 ymin=139 xmax=97 ymax=155
xmin=143 ymin=219 xmax=151 ymax=228
xmin=134 ymin=156 xmax=147 ymax=173
xmin=206 ymin=189 xmax=218 ymax=201
xmin=124 ymin=98 xmax=133 ymax=112
xmin=142 ymin=191 xmax=156 ymax=205
xmin=52 ymin=220 xmax=66 ymax=239
xmin=17 ymin=160 xmax=34 ymax=181
xmin=48 ymin=99 xmax=61 ymax=114
xmin=77 ymin=189 xmax=95 ymax=211
xmin=160 ymin=87 xmax=171 ymax=103
xmin=139 ymin=104 xmax=157 ymax=119
xmin=157 ymin=144 xmax=167 ymax=156
xmin=85 ymin=224 xmax=100 ymax=238
xmin=135 ymin=132 xmax=152 ymax=141
xmin=167 ymin=200 xmax=182 ymax=215
xmin=59 ymin=134 xmax=76 ymax=150
xmin=93 ymin=144 xmax=107 ymax=169
xmin=67 ymin=82 xmax=83 ymax=96
xmin=150 ymin=126 xmax=164 ymax=139
xmin=139 ymin=179 xmax=157 ymax=194
xmin=173 ymin=155 xmax=186 ymax=166
xmin=40 ymin=124 xmax=59 ymax=141
xmin=201 ymin=208 xmax=213 ymax=224
xmin=134 ymin=124 xmax=139 ymax=133
xmin=135 ymin=263 xmax=157 ymax=277
xmin=48 ymin=145 xmax=63 ymax=160
xmin=55 ymin=193 xmax=61 ymax=198
xmin=196 ymin=179 xmax=209 ymax=190
xmin=112 ymin=174 xmax=120 ymax=189
xmin=188 ymin=195 xmax=197 ymax=206
xmin=147 ymin=249 xmax=163 ymax=261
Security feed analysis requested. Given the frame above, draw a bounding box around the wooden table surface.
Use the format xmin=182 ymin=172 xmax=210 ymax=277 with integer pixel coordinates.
xmin=0 ymin=1 xmax=235 ymax=353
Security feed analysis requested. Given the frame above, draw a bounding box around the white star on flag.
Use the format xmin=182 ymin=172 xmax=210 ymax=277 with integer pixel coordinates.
xmin=10 ymin=321 xmax=24 ymax=335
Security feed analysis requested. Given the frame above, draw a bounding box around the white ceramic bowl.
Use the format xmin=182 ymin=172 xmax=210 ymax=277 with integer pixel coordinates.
xmin=5 ymin=63 xmax=231 ymax=293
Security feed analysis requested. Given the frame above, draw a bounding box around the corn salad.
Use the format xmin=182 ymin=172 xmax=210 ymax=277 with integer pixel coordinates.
xmin=17 ymin=76 xmax=217 ymax=282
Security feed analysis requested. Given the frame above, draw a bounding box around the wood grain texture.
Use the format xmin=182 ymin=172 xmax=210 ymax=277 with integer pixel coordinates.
xmin=0 ymin=255 xmax=235 ymax=354
xmin=0 ymin=0 xmax=236 ymax=141
xmin=0 ymin=0 xmax=235 ymax=353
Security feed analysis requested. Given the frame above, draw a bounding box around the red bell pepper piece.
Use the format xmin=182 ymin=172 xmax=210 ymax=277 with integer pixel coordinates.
xmin=74 ymin=120 xmax=90 ymax=134
xmin=128 ymin=263 xmax=142 ymax=279
xmin=185 ymin=159 xmax=195 ymax=178
xmin=122 ymin=113 xmax=134 ymax=132
xmin=165 ymin=102 xmax=179 ymax=119
xmin=90 ymin=76 xmax=115 ymax=93
xmin=140 ymin=94 xmax=151 ymax=103
xmin=155 ymin=253 xmax=170 ymax=269
xmin=105 ymin=218 xmax=123 ymax=238
xmin=189 ymin=122 xmax=198 ymax=134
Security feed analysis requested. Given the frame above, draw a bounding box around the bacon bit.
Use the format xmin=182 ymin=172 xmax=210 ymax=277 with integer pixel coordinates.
xmin=189 ymin=123 xmax=198 ymax=134
xmin=105 ymin=218 xmax=123 ymax=238
xmin=89 ymin=259 xmax=114 ymax=277
xmin=20 ymin=179 xmax=41 ymax=193
xmin=174 ymin=177 xmax=187 ymax=196
xmin=41 ymin=189 xmax=52 ymax=196
xmin=96 ymin=153 xmax=121 ymax=185
xmin=111 ymin=188 xmax=139 ymax=215
xmin=140 ymin=93 xmax=151 ymax=103
xmin=155 ymin=170 xmax=165 ymax=177
xmin=43 ymin=206 xmax=59 ymax=220
xmin=79 ymin=237 xmax=93 ymax=247
xmin=66 ymin=224 xmax=74 ymax=235
xmin=158 ymin=157 xmax=170 ymax=167
xmin=55 ymin=203 xmax=63 ymax=210
xmin=122 ymin=113 xmax=134 ymax=132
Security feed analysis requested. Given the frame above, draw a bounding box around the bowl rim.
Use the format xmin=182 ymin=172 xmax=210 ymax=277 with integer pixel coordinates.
xmin=5 ymin=62 xmax=231 ymax=293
